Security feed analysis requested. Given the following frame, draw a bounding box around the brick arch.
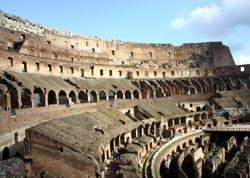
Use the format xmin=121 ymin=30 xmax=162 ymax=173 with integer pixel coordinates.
xmin=78 ymin=90 xmax=88 ymax=103
xmin=117 ymin=90 xmax=123 ymax=99
xmin=68 ymin=90 xmax=77 ymax=104
xmin=99 ymin=90 xmax=107 ymax=101
xmin=58 ymin=90 xmax=67 ymax=105
xmin=21 ymin=88 xmax=32 ymax=108
xmin=48 ymin=90 xmax=57 ymax=105
xmin=108 ymin=90 xmax=115 ymax=100
xmin=125 ymin=90 xmax=132 ymax=99
xmin=33 ymin=87 xmax=45 ymax=107
xmin=90 ymin=90 xmax=97 ymax=102
xmin=133 ymin=89 xmax=140 ymax=99
xmin=2 ymin=147 xmax=10 ymax=160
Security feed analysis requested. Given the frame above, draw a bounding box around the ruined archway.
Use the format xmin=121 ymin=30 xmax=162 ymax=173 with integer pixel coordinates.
xmin=78 ymin=91 xmax=88 ymax=103
xmin=117 ymin=90 xmax=123 ymax=99
xmin=69 ymin=91 xmax=76 ymax=104
xmin=0 ymin=85 xmax=7 ymax=110
xmin=58 ymin=90 xmax=67 ymax=105
xmin=33 ymin=87 xmax=45 ymax=107
xmin=90 ymin=91 xmax=97 ymax=102
xmin=48 ymin=90 xmax=57 ymax=105
xmin=108 ymin=90 xmax=115 ymax=100
xmin=15 ymin=152 xmax=22 ymax=159
xmin=181 ymin=154 xmax=199 ymax=178
xmin=21 ymin=88 xmax=32 ymax=108
xmin=99 ymin=90 xmax=107 ymax=101
xmin=201 ymin=112 xmax=207 ymax=119
xmin=125 ymin=90 xmax=132 ymax=99
xmin=2 ymin=147 xmax=10 ymax=160
xmin=133 ymin=90 xmax=140 ymax=99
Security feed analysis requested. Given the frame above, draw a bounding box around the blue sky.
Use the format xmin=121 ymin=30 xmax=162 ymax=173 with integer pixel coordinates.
xmin=1 ymin=0 xmax=250 ymax=64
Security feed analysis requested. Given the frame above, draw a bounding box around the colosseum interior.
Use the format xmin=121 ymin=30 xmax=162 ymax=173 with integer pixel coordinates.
xmin=0 ymin=10 xmax=250 ymax=178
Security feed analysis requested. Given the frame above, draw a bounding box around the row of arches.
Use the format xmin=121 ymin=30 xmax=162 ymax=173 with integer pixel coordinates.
xmin=0 ymin=85 xmax=141 ymax=109
xmin=1 ymin=146 xmax=22 ymax=161
xmin=47 ymin=89 xmax=140 ymax=105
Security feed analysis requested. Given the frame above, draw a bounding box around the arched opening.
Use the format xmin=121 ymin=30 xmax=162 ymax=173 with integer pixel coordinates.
xmin=117 ymin=90 xmax=123 ymax=99
xmin=196 ymin=106 xmax=201 ymax=112
xmin=69 ymin=91 xmax=77 ymax=104
xmin=133 ymin=90 xmax=140 ymax=99
xmin=58 ymin=90 xmax=67 ymax=105
xmin=8 ymin=86 xmax=19 ymax=109
xmin=101 ymin=150 xmax=105 ymax=163
xmin=21 ymin=88 xmax=32 ymax=108
xmin=48 ymin=90 xmax=57 ymax=105
xmin=131 ymin=129 xmax=137 ymax=139
xmin=110 ymin=138 xmax=115 ymax=152
xmin=138 ymin=125 xmax=144 ymax=137
xmin=78 ymin=91 xmax=88 ymax=103
xmin=189 ymin=88 xmax=195 ymax=95
xmin=15 ymin=152 xmax=22 ymax=159
xmin=108 ymin=90 xmax=115 ymax=100
xmin=194 ymin=114 xmax=200 ymax=122
xmin=182 ymin=142 xmax=187 ymax=149
xmin=90 ymin=91 xmax=97 ymax=102
xmin=120 ymin=133 xmax=125 ymax=145
xmin=195 ymin=137 xmax=201 ymax=146
xmin=160 ymin=159 xmax=168 ymax=178
xmin=99 ymin=90 xmax=107 ymax=101
xmin=189 ymin=140 xmax=193 ymax=145
xmin=2 ymin=147 xmax=10 ymax=160
xmin=176 ymin=145 xmax=181 ymax=152
xmin=202 ymin=105 xmax=206 ymax=111
xmin=144 ymin=124 xmax=150 ymax=135
xmin=33 ymin=87 xmax=45 ymax=107
xmin=125 ymin=90 xmax=132 ymax=99
xmin=181 ymin=155 xmax=199 ymax=178
xmin=0 ymin=86 xmax=7 ymax=110
xmin=201 ymin=113 xmax=207 ymax=119
xmin=115 ymin=136 xmax=120 ymax=147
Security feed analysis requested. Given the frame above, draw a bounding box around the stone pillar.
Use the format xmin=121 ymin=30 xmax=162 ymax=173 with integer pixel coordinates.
xmin=18 ymin=95 xmax=22 ymax=109
xmin=6 ymin=92 xmax=11 ymax=110
xmin=45 ymin=93 xmax=49 ymax=107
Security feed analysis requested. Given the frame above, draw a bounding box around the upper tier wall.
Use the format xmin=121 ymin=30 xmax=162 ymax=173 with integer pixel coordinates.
xmin=0 ymin=10 xmax=236 ymax=69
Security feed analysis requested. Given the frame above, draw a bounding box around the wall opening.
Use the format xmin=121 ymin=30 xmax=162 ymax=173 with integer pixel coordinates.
xmin=99 ymin=91 xmax=107 ymax=101
xmin=125 ymin=90 xmax=132 ymax=99
xmin=59 ymin=66 xmax=63 ymax=73
xmin=58 ymin=90 xmax=67 ymax=105
xmin=117 ymin=90 xmax=123 ymax=99
xmin=48 ymin=90 xmax=57 ymax=105
xmin=80 ymin=69 xmax=84 ymax=77
xmin=133 ymin=90 xmax=139 ymax=99
xmin=148 ymin=52 xmax=152 ymax=58
xmin=21 ymin=89 xmax=32 ymax=108
xmin=48 ymin=64 xmax=52 ymax=72
xmin=69 ymin=91 xmax=77 ymax=104
xmin=90 ymin=91 xmax=97 ymax=102
xmin=70 ymin=67 xmax=74 ymax=74
xmin=78 ymin=91 xmax=88 ymax=103
xmin=2 ymin=147 xmax=10 ymax=160
xmin=108 ymin=91 xmax=115 ymax=100
xmin=100 ymin=69 xmax=103 ymax=76
xmin=22 ymin=62 xmax=27 ymax=72
xmin=8 ymin=57 xmax=13 ymax=66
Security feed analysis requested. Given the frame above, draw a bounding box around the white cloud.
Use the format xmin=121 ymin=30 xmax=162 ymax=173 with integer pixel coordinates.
xmin=171 ymin=0 xmax=250 ymax=37
xmin=235 ymin=54 xmax=250 ymax=65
